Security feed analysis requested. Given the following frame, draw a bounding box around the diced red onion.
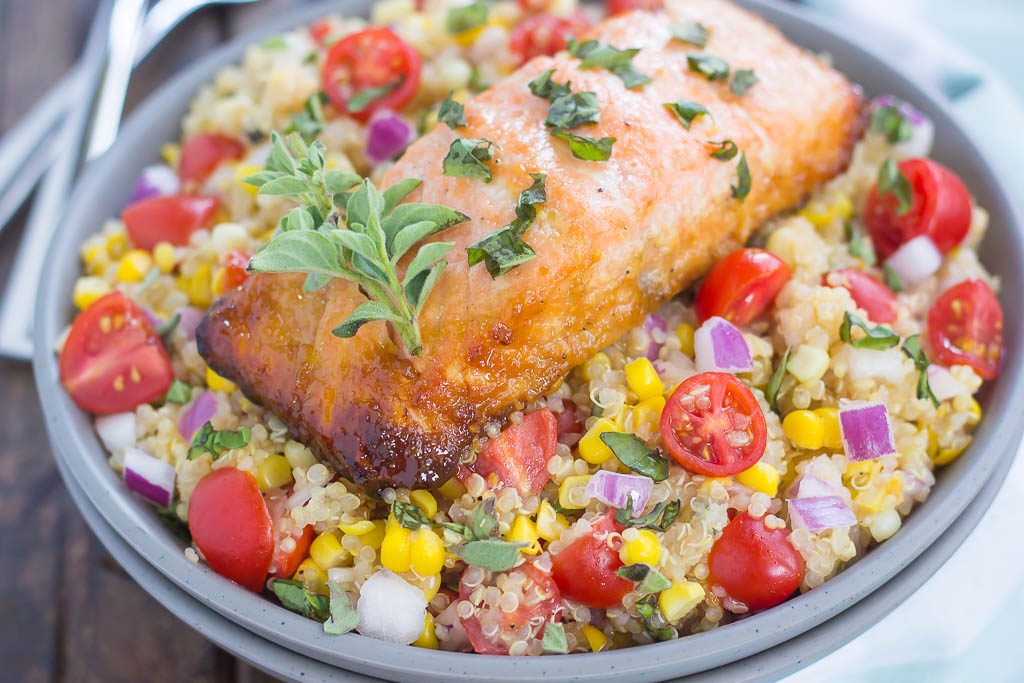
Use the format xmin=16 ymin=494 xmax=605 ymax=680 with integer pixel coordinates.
xmin=365 ymin=110 xmax=414 ymax=164
xmin=174 ymin=306 xmax=204 ymax=340
xmin=789 ymin=496 xmax=856 ymax=532
xmin=128 ymin=164 xmax=179 ymax=205
xmin=839 ymin=400 xmax=896 ymax=462
xmin=694 ymin=316 xmax=752 ymax=374
xmin=584 ymin=470 xmax=652 ymax=515
xmin=871 ymin=95 xmax=934 ymax=157
xmin=884 ymin=236 xmax=942 ymax=287
xmin=927 ymin=364 xmax=965 ymax=402
xmin=643 ymin=313 xmax=667 ymax=360
xmin=123 ymin=447 xmax=176 ymax=508
xmin=178 ymin=390 xmax=216 ymax=441
xmin=95 ymin=412 xmax=137 ymax=453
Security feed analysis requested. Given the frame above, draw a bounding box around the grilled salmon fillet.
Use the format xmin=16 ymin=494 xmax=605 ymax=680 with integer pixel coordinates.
xmin=197 ymin=0 xmax=864 ymax=490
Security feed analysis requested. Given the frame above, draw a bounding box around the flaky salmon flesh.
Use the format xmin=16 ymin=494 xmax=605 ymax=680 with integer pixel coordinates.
xmin=197 ymin=0 xmax=864 ymax=490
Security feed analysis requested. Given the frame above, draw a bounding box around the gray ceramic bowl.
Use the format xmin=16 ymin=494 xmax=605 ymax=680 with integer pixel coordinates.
xmin=34 ymin=0 xmax=1024 ymax=681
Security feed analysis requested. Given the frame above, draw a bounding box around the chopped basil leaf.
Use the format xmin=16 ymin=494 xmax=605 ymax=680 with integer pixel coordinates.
xmin=877 ymin=158 xmax=913 ymax=215
xmin=323 ymin=582 xmax=360 ymax=635
xmin=552 ymin=131 xmax=615 ymax=161
xmin=615 ymin=564 xmax=671 ymax=594
xmin=839 ymin=311 xmax=900 ymax=350
xmin=261 ymin=35 xmax=288 ymax=50
xmin=155 ymin=312 xmax=180 ymax=340
xmin=664 ymin=99 xmax=710 ymax=130
xmin=287 ymin=92 xmax=327 ymax=142
xmin=600 ymin=432 xmax=669 ymax=481
xmin=468 ymin=497 xmax=499 ymax=540
xmin=457 ymin=539 xmax=525 ymax=571
xmin=392 ymin=500 xmax=433 ymax=529
xmin=468 ymin=64 xmax=487 ymax=92
xmin=731 ymin=152 xmax=751 ymax=202
xmin=669 ymin=20 xmax=709 ymax=47
xmin=883 ymin=263 xmax=905 ymax=292
xmin=164 ymin=379 xmax=192 ymax=405
xmin=901 ymin=334 xmax=939 ymax=407
xmin=467 ymin=173 xmax=546 ymax=277
xmin=542 ymin=621 xmax=568 ymax=654
xmin=616 ymin=498 xmax=681 ymax=531
xmin=527 ymin=69 xmax=571 ymax=101
xmin=766 ymin=346 xmax=791 ymax=412
xmin=438 ymin=93 xmax=467 ymax=129
xmin=545 ymin=91 xmax=601 ymax=129
xmin=636 ymin=594 xmax=677 ymax=641
xmin=730 ymin=69 xmax=758 ymax=96
xmin=447 ymin=1 xmax=489 ymax=34
xmin=870 ymin=105 xmax=913 ymax=144
xmin=347 ymin=79 xmax=403 ymax=114
xmin=848 ymin=230 xmax=877 ymax=266
xmin=187 ymin=421 xmax=253 ymax=461
xmin=271 ymin=579 xmax=331 ymax=621
xmin=709 ymin=139 xmax=738 ymax=161
xmin=442 ymin=137 xmax=496 ymax=181
xmin=567 ymin=39 xmax=652 ymax=89
xmin=686 ymin=53 xmax=729 ymax=81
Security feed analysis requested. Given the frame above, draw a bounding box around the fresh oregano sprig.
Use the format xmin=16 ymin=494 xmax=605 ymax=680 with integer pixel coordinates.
xmin=244 ymin=132 xmax=470 ymax=356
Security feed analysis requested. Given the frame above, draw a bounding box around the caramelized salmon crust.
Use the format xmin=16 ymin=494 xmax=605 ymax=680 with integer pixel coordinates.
xmin=197 ymin=0 xmax=865 ymax=491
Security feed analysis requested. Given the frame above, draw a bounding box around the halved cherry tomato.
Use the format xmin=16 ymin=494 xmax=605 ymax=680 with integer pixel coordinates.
xmin=321 ymin=28 xmax=421 ymax=122
xmin=508 ymin=12 xmax=589 ymax=65
xmin=823 ymin=269 xmax=898 ymax=323
xmin=550 ymin=513 xmax=632 ymax=609
xmin=188 ymin=468 xmax=274 ymax=592
xmin=59 ymin=291 xmax=174 ymax=414
xmin=178 ymin=133 xmax=245 ymax=187
xmin=309 ymin=19 xmax=334 ymax=45
xmin=460 ymin=562 xmax=561 ymax=654
xmin=467 ymin=408 xmax=556 ymax=495
xmin=221 ymin=250 xmax=251 ymax=291
xmin=122 ymin=195 xmax=219 ymax=250
xmin=864 ymin=158 xmax=972 ymax=259
xmin=266 ymin=495 xmax=315 ymax=578
xmin=660 ymin=372 xmax=767 ymax=477
xmin=708 ymin=512 xmax=803 ymax=610
xmin=927 ymin=279 xmax=1003 ymax=380
xmin=695 ymin=248 xmax=791 ymax=326
xmin=606 ymin=0 xmax=662 ymax=15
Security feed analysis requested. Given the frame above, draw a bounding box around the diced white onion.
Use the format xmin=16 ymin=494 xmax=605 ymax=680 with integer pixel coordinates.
xmin=357 ymin=569 xmax=427 ymax=644
xmin=95 ymin=412 xmax=137 ymax=453
xmin=842 ymin=346 xmax=908 ymax=384
xmin=884 ymin=236 xmax=942 ymax=287
xmin=122 ymin=447 xmax=175 ymax=508
xmin=926 ymin=364 xmax=966 ymax=402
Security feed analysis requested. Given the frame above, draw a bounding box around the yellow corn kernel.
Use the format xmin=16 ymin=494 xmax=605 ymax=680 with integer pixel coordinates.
xmin=82 ymin=242 xmax=108 ymax=273
xmin=581 ymin=625 xmax=608 ymax=652
xmin=182 ymin=263 xmax=213 ymax=307
xmin=211 ymin=266 xmax=228 ymax=297
xmin=206 ymin=366 xmax=237 ymax=393
xmin=558 ymin=474 xmax=592 ymax=510
xmin=437 ymin=477 xmax=466 ymax=500
xmin=413 ymin=613 xmax=439 ymax=649
xmin=844 ymin=459 xmax=882 ymax=483
xmin=357 ymin=519 xmax=387 ymax=549
xmin=699 ymin=476 xmax=733 ymax=494
xmin=924 ymin=426 xmax=939 ymax=459
xmin=658 ymin=580 xmax=705 ymax=622
xmin=409 ymin=490 xmax=438 ymax=519
xmin=339 ymin=520 xmax=376 ymax=536
xmin=452 ymin=25 xmax=485 ymax=46
xmin=813 ymin=407 xmax=843 ymax=451
xmin=416 ymin=572 xmax=442 ymax=601
xmin=934 ymin=439 xmax=971 ymax=466
xmin=625 ymin=358 xmax=665 ymax=401
xmin=782 ymin=410 xmax=825 ymax=450
xmin=535 ymin=500 xmax=569 ymax=542
xmin=578 ymin=418 xmax=619 ymax=465
xmin=115 ymin=249 xmax=153 ymax=283
xmin=235 ymin=163 xmax=263 ymax=196
xmin=855 ymin=475 xmax=904 ymax=513
xmin=310 ymin=530 xmax=349 ymax=569
xmin=634 ymin=395 xmax=666 ymax=424
xmin=161 ymin=142 xmax=180 ymax=167
xmin=152 ymin=241 xmax=176 ymax=273
xmin=256 ymin=454 xmax=293 ymax=491
xmin=799 ymin=193 xmax=853 ymax=227
xmin=735 ymin=462 xmax=780 ymax=497
xmin=786 ymin=345 xmax=830 ymax=383
xmin=505 ymin=515 xmax=541 ymax=555
xmin=293 ymin=558 xmax=328 ymax=594
xmin=105 ymin=232 xmax=128 ymax=258
xmin=409 ymin=527 xmax=445 ymax=576
xmin=676 ymin=323 xmax=696 ymax=358
xmin=619 ymin=529 xmax=661 ymax=566
xmin=966 ymin=398 xmax=982 ymax=426
xmin=582 ymin=352 xmax=610 ymax=381
xmin=72 ymin=276 xmax=111 ymax=310
xmin=380 ymin=524 xmax=412 ymax=573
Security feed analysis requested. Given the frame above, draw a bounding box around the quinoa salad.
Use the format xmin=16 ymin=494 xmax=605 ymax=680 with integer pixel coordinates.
xmin=58 ymin=0 xmax=1005 ymax=657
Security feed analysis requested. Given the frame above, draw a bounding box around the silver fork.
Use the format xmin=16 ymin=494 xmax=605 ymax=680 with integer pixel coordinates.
xmin=0 ymin=0 xmax=260 ymax=360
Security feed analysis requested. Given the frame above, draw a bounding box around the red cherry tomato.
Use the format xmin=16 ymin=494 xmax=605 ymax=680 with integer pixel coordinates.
xmin=660 ymin=372 xmax=767 ymax=477
xmin=508 ymin=13 xmax=589 ymax=65
xmin=606 ymin=0 xmax=662 ymax=15
xmin=460 ymin=562 xmax=561 ymax=654
xmin=178 ymin=133 xmax=245 ymax=187
xmin=695 ymin=248 xmax=791 ymax=326
xmin=221 ymin=250 xmax=251 ymax=291
xmin=708 ymin=512 xmax=803 ymax=610
xmin=555 ymin=400 xmax=585 ymax=445
xmin=864 ymin=158 xmax=972 ymax=259
xmin=823 ymin=269 xmax=898 ymax=323
xmin=927 ymin=279 xmax=1003 ymax=380
xmin=309 ymin=19 xmax=334 ymax=45
xmin=122 ymin=195 xmax=219 ymax=250
xmin=550 ymin=514 xmax=632 ymax=609
xmin=59 ymin=291 xmax=174 ymax=414
xmin=321 ymin=28 xmax=421 ymax=122
xmin=265 ymin=495 xmax=314 ymax=578
xmin=467 ymin=408 xmax=556 ymax=495
xmin=188 ymin=468 xmax=274 ymax=592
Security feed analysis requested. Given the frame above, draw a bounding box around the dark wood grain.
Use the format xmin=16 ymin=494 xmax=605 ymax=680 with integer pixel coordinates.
xmin=0 ymin=2 xmax=308 ymax=681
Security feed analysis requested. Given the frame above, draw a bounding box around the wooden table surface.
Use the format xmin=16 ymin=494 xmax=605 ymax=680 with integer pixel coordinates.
xmin=0 ymin=1 xmax=309 ymax=681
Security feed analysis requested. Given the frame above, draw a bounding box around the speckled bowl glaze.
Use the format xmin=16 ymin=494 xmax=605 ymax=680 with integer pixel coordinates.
xmin=35 ymin=1 xmax=1024 ymax=681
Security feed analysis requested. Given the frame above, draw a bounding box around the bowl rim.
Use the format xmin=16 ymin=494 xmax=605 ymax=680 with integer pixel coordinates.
xmin=34 ymin=0 xmax=1024 ymax=680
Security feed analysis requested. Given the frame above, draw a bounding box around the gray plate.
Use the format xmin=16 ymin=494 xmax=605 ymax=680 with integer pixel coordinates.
xmin=33 ymin=0 xmax=1024 ymax=681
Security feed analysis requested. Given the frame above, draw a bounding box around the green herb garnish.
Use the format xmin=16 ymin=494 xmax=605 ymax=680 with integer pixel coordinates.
xmin=438 ymin=93 xmax=467 ymax=129
xmin=686 ymin=53 xmax=729 ymax=81
xmin=164 ymin=379 xmax=192 ymax=405
xmin=261 ymin=35 xmax=288 ymax=50
xmin=870 ymin=105 xmax=913 ymax=144
xmin=636 ymin=594 xmax=677 ymax=641
xmin=545 ymin=91 xmax=601 ymax=130
xmin=442 ymin=137 xmax=496 ymax=181
xmin=601 ymin=432 xmax=669 ymax=481
xmin=567 ymin=39 xmax=652 ymax=89
xmin=883 ymin=263 xmax=905 ymax=292
xmin=155 ymin=312 xmax=180 ymax=340
xmin=901 ymin=334 xmax=939 ymax=406
xmin=877 ymin=158 xmax=913 ymax=215
xmin=766 ymin=346 xmax=791 ymax=412
xmin=616 ymin=499 xmax=681 ymax=531
xmin=527 ymin=69 xmax=571 ymax=100
xmin=709 ymin=139 xmax=738 ymax=161
xmin=323 ymin=581 xmax=360 ymax=635
xmin=287 ymin=92 xmax=327 ymax=142
xmin=467 ymin=173 xmax=546 ymax=277
xmin=848 ymin=229 xmax=877 ymax=265
xmin=347 ymin=79 xmax=404 ymax=114
xmin=271 ymin=579 xmax=331 ymax=621
xmin=616 ymin=564 xmax=672 ymax=594
xmin=730 ymin=69 xmax=758 ymax=96
xmin=669 ymin=20 xmax=709 ymax=47
xmin=447 ymin=1 xmax=489 ymax=33
xmin=187 ymin=421 xmax=252 ymax=461
xmin=457 ymin=538 xmax=525 ymax=571
xmin=392 ymin=500 xmax=434 ymax=529
xmin=664 ymin=100 xmax=710 ymax=130
xmin=552 ymin=131 xmax=616 ymax=161
xmin=732 ymin=152 xmax=751 ymax=202
xmin=542 ymin=621 xmax=569 ymax=654
xmin=839 ymin=311 xmax=900 ymax=350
